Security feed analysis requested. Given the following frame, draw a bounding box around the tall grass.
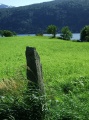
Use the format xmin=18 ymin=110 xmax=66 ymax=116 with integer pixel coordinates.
xmin=0 ymin=36 xmax=89 ymax=119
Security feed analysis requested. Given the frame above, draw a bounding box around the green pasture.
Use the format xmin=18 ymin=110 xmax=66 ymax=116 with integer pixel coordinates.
xmin=0 ymin=36 xmax=89 ymax=119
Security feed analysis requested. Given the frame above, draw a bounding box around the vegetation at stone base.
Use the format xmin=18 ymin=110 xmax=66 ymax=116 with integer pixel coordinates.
xmin=47 ymin=25 xmax=57 ymax=38
xmin=80 ymin=25 xmax=89 ymax=42
xmin=0 ymin=30 xmax=16 ymax=37
xmin=60 ymin=26 xmax=72 ymax=40
xmin=0 ymin=36 xmax=89 ymax=119
xmin=0 ymin=78 xmax=45 ymax=120
xmin=0 ymin=0 xmax=89 ymax=33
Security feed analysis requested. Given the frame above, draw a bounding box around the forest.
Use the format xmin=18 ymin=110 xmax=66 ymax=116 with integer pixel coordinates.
xmin=0 ymin=0 xmax=89 ymax=34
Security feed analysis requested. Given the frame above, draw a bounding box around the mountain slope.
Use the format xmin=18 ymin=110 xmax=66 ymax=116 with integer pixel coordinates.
xmin=0 ymin=0 xmax=89 ymax=33
xmin=0 ymin=4 xmax=14 ymax=8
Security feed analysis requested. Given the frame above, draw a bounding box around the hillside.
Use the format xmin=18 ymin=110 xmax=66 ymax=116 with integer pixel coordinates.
xmin=0 ymin=0 xmax=89 ymax=34
xmin=0 ymin=3 xmax=14 ymax=8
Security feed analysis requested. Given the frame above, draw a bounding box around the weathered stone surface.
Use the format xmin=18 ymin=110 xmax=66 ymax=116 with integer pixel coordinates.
xmin=25 ymin=46 xmax=44 ymax=94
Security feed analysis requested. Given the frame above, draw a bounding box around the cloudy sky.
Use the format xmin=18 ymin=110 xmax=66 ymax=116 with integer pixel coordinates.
xmin=0 ymin=0 xmax=54 ymax=7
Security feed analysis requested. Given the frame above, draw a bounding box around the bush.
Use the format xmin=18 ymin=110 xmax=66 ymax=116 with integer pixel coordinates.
xmin=36 ymin=33 xmax=43 ymax=36
xmin=0 ymin=30 xmax=16 ymax=37
xmin=3 ymin=30 xmax=13 ymax=37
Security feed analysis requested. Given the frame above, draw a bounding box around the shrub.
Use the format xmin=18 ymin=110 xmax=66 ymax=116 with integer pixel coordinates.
xmin=36 ymin=33 xmax=43 ymax=36
xmin=0 ymin=30 xmax=16 ymax=37
xmin=3 ymin=30 xmax=13 ymax=37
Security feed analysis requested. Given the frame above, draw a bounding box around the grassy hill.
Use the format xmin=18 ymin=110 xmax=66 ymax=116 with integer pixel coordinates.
xmin=0 ymin=36 xmax=89 ymax=119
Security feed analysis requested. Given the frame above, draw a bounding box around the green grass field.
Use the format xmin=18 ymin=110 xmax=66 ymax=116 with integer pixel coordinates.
xmin=0 ymin=36 xmax=89 ymax=119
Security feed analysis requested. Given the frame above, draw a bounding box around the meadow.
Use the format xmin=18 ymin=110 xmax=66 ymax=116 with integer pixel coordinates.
xmin=0 ymin=36 xmax=89 ymax=119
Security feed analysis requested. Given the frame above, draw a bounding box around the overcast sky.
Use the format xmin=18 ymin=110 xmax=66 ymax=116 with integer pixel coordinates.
xmin=0 ymin=0 xmax=54 ymax=7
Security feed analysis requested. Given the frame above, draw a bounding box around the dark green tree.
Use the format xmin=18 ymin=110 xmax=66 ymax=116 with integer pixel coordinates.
xmin=47 ymin=25 xmax=57 ymax=38
xmin=60 ymin=26 xmax=72 ymax=40
xmin=80 ymin=25 xmax=89 ymax=42
xmin=3 ymin=30 xmax=13 ymax=37
xmin=0 ymin=30 xmax=17 ymax=37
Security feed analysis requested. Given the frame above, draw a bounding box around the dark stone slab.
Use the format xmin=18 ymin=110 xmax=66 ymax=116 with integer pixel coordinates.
xmin=25 ymin=46 xmax=44 ymax=94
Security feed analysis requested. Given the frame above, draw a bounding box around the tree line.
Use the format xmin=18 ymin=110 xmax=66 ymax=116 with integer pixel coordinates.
xmin=47 ymin=25 xmax=89 ymax=42
xmin=0 ymin=25 xmax=89 ymax=42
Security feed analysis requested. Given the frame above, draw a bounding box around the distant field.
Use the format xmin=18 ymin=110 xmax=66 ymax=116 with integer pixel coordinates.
xmin=0 ymin=36 xmax=89 ymax=79
xmin=0 ymin=36 xmax=89 ymax=119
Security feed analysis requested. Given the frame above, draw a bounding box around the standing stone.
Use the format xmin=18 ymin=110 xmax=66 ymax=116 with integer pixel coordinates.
xmin=25 ymin=46 xmax=44 ymax=94
xmin=25 ymin=46 xmax=45 ymax=120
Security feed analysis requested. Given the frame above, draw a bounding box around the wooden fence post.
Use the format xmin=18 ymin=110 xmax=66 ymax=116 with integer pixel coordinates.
xmin=25 ymin=46 xmax=45 ymax=120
